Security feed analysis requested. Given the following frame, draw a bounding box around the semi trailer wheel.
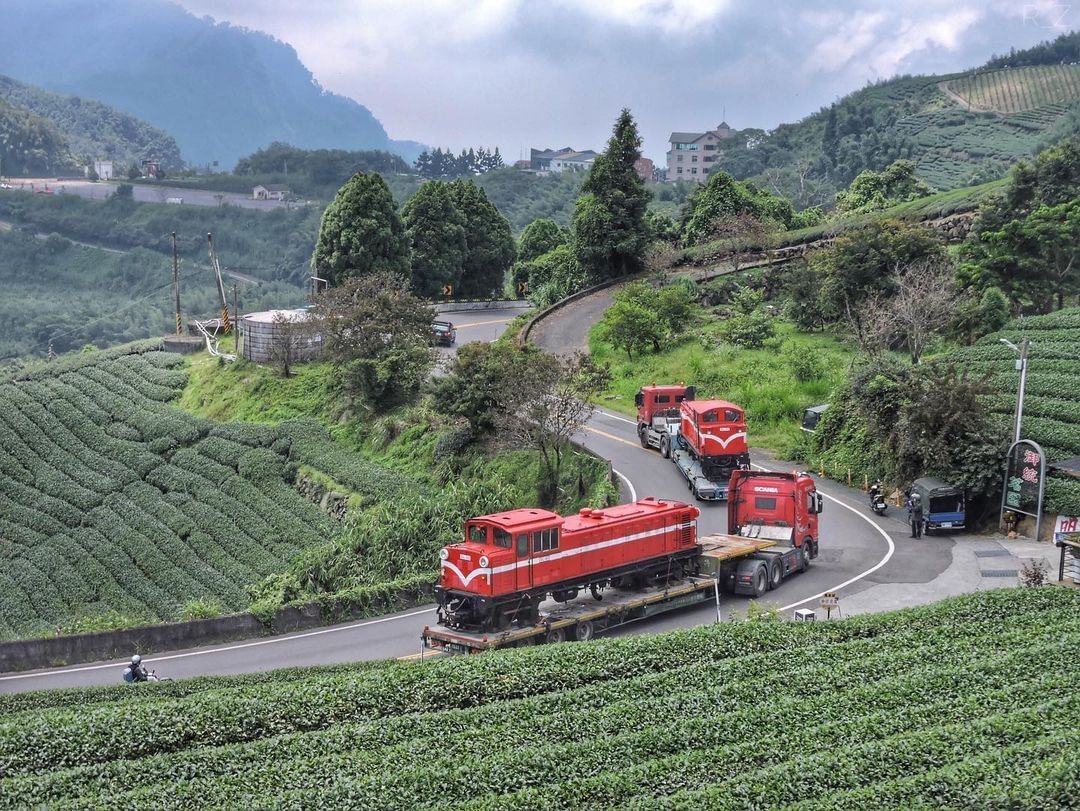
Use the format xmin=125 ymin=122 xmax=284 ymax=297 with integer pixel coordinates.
xmin=573 ymin=620 xmax=595 ymax=642
xmin=545 ymin=627 xmax=566 ymax=644
xmin=752 ymin=565 xmax=768 ymax=597
xmin=769 ymin=560 xmax=783 ymax=589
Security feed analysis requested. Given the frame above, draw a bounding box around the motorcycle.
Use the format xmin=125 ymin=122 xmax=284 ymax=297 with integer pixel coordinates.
xmin=869 ymin=488 xmax=888 ymax=516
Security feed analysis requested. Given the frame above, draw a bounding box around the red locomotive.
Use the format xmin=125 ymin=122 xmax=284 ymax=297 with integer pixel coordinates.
xmin=436 ymin=497 xmax=701 ymax=632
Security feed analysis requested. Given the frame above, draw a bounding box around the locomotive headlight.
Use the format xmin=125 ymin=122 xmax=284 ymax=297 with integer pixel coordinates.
xmin=479 ymin=555 xmax=490 ymax=568
xmin=439 ymin=548 xmax=449 ymax=561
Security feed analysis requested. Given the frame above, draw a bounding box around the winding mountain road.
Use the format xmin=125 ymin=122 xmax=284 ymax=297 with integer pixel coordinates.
xmin=0 ymin=305 xmax=947 ymax=693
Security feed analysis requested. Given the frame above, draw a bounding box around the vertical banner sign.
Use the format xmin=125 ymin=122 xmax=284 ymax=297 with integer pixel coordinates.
xmin=1002 ymin=439 xmax=1047 ymax=539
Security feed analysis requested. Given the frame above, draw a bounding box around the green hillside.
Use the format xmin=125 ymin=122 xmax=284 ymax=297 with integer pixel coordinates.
xmin=0 ymin=74 xmax=184 ymax=170
xmin=717 ymin=40 xmax=1080 ymax=207
xmin=949 ymin=308 xmax=1080 ymax=515
xmin=0 ymin=97 xmax=70 ymax=175
xmin=0 ymin=344 xmax=344 ymax=638
xmin=1 ymin=588 xmax=1077 ymax=807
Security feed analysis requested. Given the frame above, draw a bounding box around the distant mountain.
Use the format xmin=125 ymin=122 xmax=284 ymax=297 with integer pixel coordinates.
xmin=0 ymin=75 xmax=183 ymax=170
xmin=712 ymin=31 xmax=1080 ymax=209
xmin=0 ymin=0 xmax=422 ymax=169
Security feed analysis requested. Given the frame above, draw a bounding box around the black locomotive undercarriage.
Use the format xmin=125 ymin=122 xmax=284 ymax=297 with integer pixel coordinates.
xmin=436 ymin=549 xmax=701 ymax=633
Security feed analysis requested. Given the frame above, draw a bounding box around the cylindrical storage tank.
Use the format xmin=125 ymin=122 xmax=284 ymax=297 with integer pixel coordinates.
xmin=237 ymin=310 xmax=322 ymax=363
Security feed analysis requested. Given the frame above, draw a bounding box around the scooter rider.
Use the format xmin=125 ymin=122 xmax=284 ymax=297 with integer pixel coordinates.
xmin=869 ymin=480 xmax=882 ymax=502
xmin=123 ymin=654 xmax=149 ymax=683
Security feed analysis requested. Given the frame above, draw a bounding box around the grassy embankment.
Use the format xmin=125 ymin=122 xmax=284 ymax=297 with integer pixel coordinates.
xmin=589 ymin=310 xmax=853 ymax=456
xmin=681 ymin=178 xmax=1007 ymax=266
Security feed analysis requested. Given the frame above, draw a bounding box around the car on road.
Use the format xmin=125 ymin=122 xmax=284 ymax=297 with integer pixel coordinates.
xmin=432 ymin=320 xmax=456 ymax=346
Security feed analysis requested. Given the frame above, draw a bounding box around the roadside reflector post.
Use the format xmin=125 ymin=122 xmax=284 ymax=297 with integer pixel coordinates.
xmin=713 ymin=577 xmax=722 ymax=624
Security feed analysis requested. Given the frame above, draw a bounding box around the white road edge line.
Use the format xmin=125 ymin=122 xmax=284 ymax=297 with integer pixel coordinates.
xmin=748 ymin=461 xmax=896 ymax=612
xmin=612 ymin=468 xmax=637 ymax=501
xmin=0 ymin=607 xmax=435 ymax=682
xmin=597 ymin=406 xmax=896 ymax=608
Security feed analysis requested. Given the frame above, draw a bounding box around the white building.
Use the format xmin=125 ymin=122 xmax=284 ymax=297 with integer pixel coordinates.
xmin=548 ymin=150 xmax=599 ymax=173
xmin=666 ymin=122 xmax=735 ymax=182
xmin=91 ymin=160 xmax=114 ymax=180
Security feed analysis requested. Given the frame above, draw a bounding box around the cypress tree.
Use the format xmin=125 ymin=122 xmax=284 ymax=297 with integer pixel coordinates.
xmin=402 ymin=181 xmax=468 ymax=298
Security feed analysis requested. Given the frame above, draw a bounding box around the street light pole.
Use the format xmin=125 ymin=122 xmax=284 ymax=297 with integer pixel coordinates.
xmin=1000 ymin=337 xmax=1030 ymax=443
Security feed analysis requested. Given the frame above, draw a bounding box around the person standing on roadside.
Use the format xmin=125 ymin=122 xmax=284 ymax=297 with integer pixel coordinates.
xmin=908 ymin=490 xmax=924 ymax=538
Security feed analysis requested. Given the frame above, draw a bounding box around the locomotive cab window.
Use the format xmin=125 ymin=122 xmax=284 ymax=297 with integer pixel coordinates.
xmin=702 ymin=410 xmax=717 ymax=423
xmin=516 ymin=534 xmax=528 ymax=557
xmin=724 ymin=409 xmax=741 ymax=422
xmin=493 ymin=528 xmax=512 ymax=549
xmin=533 ymin=527 xmax=559 ymax=553
xmin=467 ymin=524 xmax=487 ymax=544
xmin=655 ymin=394 xmax=670 ymax=404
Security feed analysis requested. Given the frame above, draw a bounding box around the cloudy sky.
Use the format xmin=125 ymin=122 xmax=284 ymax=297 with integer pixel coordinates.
xmin=175 ymin=0 xmax=1076 ymax=160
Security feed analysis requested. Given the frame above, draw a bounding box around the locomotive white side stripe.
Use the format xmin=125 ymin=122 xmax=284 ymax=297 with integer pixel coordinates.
xmin=442 ymin=522 xmax=696 ymax=587
xmin=684 ymin=419 xmax=747 ymax=451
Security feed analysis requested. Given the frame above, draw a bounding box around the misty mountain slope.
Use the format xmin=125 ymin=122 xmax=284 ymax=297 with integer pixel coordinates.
xmin=0 ymin=75 xmax=183 ymax=169
xmin=0 ymin=0 xmax=410 ymax=168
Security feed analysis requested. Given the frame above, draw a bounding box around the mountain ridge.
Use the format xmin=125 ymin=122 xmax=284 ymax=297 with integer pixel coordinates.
xmin=0 ymin=0 xmax=421 ymax=168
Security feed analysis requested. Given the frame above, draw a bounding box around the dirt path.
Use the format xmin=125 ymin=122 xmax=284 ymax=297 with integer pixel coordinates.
xmin=937 ymin=80 xmax=982 ymax=113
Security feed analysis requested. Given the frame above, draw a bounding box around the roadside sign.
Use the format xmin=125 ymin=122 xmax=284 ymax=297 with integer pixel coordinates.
xmin=517 ymin=281 xmax=528 ymax=296
xmin=820 ymin=592 xmax=839 ymax=619
xmin=441 ymin=284 xmax=453 ymax=297
xmin=1001 ymin=439 xmax=1047 ymax=539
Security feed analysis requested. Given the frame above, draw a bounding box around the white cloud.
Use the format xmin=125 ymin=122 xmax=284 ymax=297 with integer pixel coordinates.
xmin=561 ymin=0 xmax=731 ymax=35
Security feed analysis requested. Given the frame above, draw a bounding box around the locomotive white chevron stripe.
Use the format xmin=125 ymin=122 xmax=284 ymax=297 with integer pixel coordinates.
xmin=684 ymin=418 xmax=747 ymax=451
xmin=442 ymin=522 xmax=696 ymax=587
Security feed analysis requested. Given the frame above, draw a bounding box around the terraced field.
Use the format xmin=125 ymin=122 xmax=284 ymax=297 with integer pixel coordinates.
xmin=0 ymin=343 xmax=339 ymax=638
xmin=949 ymin=308 xmax=1080 ymax=515
xmin=946 ymin=64 xmax=1080 ymax=113
xmin=0 ymin=588 xmax=1075 ymax=808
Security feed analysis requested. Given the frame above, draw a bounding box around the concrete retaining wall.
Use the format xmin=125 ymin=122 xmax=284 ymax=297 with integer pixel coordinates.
xmin=0 ymin=584 xmax=435 ymax=673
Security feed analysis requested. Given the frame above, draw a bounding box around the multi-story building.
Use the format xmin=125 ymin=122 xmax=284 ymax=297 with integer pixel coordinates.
xmin=666 ymin=122 xmax=734 ymax=182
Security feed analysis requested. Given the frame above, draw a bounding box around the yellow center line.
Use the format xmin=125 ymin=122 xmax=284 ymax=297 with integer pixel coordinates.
xmin=453 ymin=317 xmax=513 ymax=329
xmin=583 ymin=424 xmax=640 ymax=448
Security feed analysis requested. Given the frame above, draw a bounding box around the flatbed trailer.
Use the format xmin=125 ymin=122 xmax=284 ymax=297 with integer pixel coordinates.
xmin=671 ymin=444 xmax=729 ymax=501
xmin=421 ymin=534 xmax=805 ymax=654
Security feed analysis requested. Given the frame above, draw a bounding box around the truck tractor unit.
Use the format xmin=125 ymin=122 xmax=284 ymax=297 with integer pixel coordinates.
xmin=636 ymin=384 xmax=696 ymax=451
xmin=673 ymin=399 xmax=751 ymax=500
xmin=424 ymin=472 xmax=822 ymax=653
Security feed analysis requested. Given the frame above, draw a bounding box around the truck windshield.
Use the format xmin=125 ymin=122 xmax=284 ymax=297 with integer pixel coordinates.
xmin=467 ymin=524 xmax=487 ymax=544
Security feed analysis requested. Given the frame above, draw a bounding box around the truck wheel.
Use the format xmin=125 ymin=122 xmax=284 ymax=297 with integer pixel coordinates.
xmin=800 ymin=543 xmax=812 ymax=572
xmin=660 ymin=436 xmax=670 ymax=458
xmin=768 ymin=560 xmax=783 ymax=590
xmin=572 ymin=620 xmax=595 ymax=642
xmin=638 ymin=425 xmax=649 ymax=448
xmin=752 ymin=565 xmax=768 ymax=597
xmin=545 ymin=627 xmax=566 ymax=644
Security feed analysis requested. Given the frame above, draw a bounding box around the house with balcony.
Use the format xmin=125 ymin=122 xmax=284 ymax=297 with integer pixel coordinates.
xmin=666 ymin=122 xmax=734 ymax=182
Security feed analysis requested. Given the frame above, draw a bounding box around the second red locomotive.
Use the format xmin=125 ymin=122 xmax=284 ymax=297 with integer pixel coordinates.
xmin=437 ymin=497 xmax=700 ymax=632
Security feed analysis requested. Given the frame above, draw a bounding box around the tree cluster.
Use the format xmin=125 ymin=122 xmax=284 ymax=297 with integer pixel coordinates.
xmin=834 ymin=159 xmax=934 ymax=216
xmin=435 ymin=343 xmax=610 ymax=504
xmin=414 ymin=147 xmax=504 ymax=179
xmin=597 ymin=280 xmax=695 ymax=359
xmin=312 ymin=172 xmax=515 ymax=298
xmin=235 ymin=142 xmax=411 ymax=182
xmin=309 ymin=271 xmax=435 ymax=412
xmin=959 ymin=137 xmax=1080 ymax=313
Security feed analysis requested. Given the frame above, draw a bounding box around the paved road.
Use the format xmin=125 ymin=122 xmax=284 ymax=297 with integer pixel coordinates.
xmin=0 ymin=306 xmax=940 ymax=693
xmin=3 ymin=179 xmax=296 ymax=211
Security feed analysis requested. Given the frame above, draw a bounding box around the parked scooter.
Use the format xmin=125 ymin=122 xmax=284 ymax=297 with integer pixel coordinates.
xmin=868 ymin=482 xmax=888 ymax=516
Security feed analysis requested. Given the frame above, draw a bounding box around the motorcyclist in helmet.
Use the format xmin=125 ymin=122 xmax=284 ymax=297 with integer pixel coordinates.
xmin=869 ymin=480 xmax=882 ymax=501
xmin=124 ymin=654 xmax=149 ymax=683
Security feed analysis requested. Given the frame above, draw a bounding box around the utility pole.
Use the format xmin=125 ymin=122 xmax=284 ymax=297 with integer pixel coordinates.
xmin=171 ymin=231 xmax=182 ymax=335
xmin=206 ymin=232 xmax=232 ymax=335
